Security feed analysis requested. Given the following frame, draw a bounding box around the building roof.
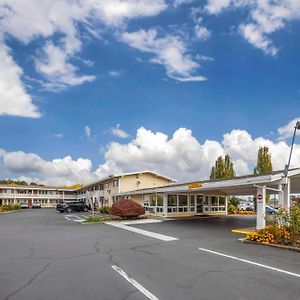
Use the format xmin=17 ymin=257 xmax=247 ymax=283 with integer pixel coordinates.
xmin=77 ymin=170 xmax=175 ymax=191
xmin=0 ymin=184 xmax=77 ymax=191
xmin=119 ymin=168 xmax=300 ymax=196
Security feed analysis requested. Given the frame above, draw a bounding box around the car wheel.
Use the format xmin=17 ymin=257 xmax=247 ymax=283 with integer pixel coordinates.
xmin=83 ymin=207 xmax=88 ymax=212
xmin=67 ymin=208 xmax=72 ymax=213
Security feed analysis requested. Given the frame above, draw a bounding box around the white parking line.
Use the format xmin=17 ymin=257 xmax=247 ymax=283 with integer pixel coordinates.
xmin=106 ymin=222 xmax=178 ymax=241
xmin=65 ymin=214 xmax=86 ymax=222
xmin=198 ymin=247 xmax=300 ymax=278
xmin=112 ymin=265 xmax=159 ymax=300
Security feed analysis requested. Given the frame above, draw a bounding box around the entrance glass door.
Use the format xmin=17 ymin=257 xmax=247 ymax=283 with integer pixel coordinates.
xmin=196 ymin=195 xmax=204 ymax=214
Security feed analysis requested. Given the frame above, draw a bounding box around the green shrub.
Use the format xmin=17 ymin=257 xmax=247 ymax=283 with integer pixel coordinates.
xmin=13 ymin=204 xmax=21 ymax=210
xmin=85 ymin=215 xmax=101 ymax=222
xmin=100 ymin=206 xmax=110 ymax=214
xmin=2 ymin=205 xmax=12 ymax=211
xmin=228 ymin=204 xmax=238 ymax=214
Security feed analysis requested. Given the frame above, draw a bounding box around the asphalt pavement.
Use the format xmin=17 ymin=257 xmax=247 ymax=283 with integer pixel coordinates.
xmin=0 ymin=209 xmax=299 ymax=300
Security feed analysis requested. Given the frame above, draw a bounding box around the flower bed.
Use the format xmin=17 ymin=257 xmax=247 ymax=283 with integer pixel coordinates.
xmin=237 ymin=211 xmax=256 ymax=215
xmin=246 ymin=206 xmax=300 ymax=248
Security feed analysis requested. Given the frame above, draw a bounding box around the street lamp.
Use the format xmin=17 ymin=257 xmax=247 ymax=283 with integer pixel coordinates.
xmin=284 ymin=121 xmax=300 ymax=178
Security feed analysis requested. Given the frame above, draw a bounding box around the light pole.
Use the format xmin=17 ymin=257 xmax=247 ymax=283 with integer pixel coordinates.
xmin=284 ymin=121 xmax=300 ymax=178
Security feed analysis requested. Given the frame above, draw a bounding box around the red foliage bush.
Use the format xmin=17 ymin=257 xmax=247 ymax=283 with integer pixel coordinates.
xmin=110 ymin=198 xmax=145 ymax=219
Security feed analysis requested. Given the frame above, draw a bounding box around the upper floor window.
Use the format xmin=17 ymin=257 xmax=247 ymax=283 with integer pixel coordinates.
xmin=104 ymin=183 xmax=109 ymax=189
xmin=100 ymin=184 xmax=104 ymax=190
xmin=113 ymin=179 xmax=119 ymax=188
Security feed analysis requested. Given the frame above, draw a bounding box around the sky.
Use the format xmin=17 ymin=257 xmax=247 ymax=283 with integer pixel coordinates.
xmin=0 ymin=0 xmax=300 ymax=185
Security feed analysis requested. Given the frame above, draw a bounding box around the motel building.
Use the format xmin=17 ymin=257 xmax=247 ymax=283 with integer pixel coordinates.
xmin=1 ymin=169 xmax=300 ymax=229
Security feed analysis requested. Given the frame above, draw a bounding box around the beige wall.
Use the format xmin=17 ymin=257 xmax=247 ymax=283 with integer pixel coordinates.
xmin=119 ymin=173 xmax=172 ymax=193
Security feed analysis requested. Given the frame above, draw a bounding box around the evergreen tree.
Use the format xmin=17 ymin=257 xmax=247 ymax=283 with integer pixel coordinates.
xmin=210 ymin=155 xmax=235 ymax=180
xmin=224 ymin=154 xmax=235 ymax=178
xmin=254 ymin=146 xmax=273 ymax=174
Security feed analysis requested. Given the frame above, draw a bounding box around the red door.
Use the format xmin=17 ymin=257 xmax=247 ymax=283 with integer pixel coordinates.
xmin=28 ymin=199 xmax=32 ymax=207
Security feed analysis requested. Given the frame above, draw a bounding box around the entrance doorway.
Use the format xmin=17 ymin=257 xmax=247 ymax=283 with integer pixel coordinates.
xmin=196 ymin=195 xmax=204 ymax=214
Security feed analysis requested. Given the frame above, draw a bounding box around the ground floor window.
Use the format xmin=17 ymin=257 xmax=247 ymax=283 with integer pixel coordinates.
xmin=141 ymin=193 xmax=226 ymax=215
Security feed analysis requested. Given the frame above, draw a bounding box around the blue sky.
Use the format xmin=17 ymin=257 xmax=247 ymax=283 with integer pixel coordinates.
xmin=0 ymin=0 xmax=300 ymax=185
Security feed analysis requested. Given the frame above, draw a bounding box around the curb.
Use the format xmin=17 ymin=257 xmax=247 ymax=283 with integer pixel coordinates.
xmin=239 ymin=237 xmax=300 ymax=253
xmin=231 ymin=229 xmax=253 ymax=235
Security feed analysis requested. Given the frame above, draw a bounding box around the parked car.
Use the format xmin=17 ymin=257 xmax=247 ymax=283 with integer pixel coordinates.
xmin=32 ymin=203 xmax=41 ymax=209
xmin=56 ymin=202 xmax=89 ymax=213
xmin=238 ymin=203 xmax=254 ymax=211
xmin=266 ymin=205 xmax=278 ymax=215
xmin=20 ymin=203 xmax=29 ymax=209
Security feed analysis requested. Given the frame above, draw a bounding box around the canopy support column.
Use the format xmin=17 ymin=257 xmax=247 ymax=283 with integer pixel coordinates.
xmin=282 ymin=178 xmax=291 ymax=210
xmin=162 ymin=194 xmax=168 ymax=218
xmin=256 ymin=186 xmax=266 ymax=230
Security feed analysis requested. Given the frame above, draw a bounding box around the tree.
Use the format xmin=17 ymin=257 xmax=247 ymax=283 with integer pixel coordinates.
xmin=224 ymin=154 xmax=235 ymax=178
xmin=210 ymin=155 xmax=235 ymax=180
xmin=254 ymin=146 xmax=273 ymax=174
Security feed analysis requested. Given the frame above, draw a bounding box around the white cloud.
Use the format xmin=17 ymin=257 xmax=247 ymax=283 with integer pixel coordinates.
xmin=112 ymin=124 xmax=130 ymax=139
xmin=173 ymin=0 xmax=194 ymax=7
xmin=0 ymin=40 xmax=41 ymax=118
xmin=122 ymin=29 xmax=207 ymax=81
xmin=84 ymin=126 xmax=94 ymax=141
xmin=52 ymin=133 xmax=64 ymax=139
xmin=204 ymin=0 xmax=300 ymax=55
xmin=0 ymin=0 xmax=168 ymax=116
xmin=99 ymin=126 xmax=300 ymax=181
xmin=195 ymin=24 xmax=211 ymax=41
xmin=0 ymin=149 xmax=97 ymax=186
xmin=1 ymin=124 xmax=300 ymax=184
xmin=35 ymin=41 xmax=96 ymax=91
xmin=109 ymin=70 xmax=122 ymax=77
xmin=278 ymin=117 xmax=300 ymax=140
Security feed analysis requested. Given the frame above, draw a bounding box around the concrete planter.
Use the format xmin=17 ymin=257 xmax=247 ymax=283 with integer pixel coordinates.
xmin=240 ymin=237 xmax=300 ymax=253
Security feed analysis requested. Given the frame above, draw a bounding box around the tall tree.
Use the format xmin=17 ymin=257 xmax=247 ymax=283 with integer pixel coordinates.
xmin=254 ymin=146 xmax=273 ymax=174
xmin=210 ymin=155 xmax=235 ymax=180
xmin=224 ymin=154 xmax=235 ymax=178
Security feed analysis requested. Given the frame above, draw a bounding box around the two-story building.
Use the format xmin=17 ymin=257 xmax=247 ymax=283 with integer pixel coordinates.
xmin=77 ymin=171 xmax=175 ymax=208
xmin=0 ymin=185 xmax=78 ymax=207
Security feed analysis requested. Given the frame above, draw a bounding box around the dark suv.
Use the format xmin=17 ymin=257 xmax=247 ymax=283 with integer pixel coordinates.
xmin=56 ymin=202 xmax=89 ymax=213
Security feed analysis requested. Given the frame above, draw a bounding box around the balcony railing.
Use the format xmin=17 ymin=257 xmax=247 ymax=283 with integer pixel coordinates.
xmin=0 ymin=193 xmax=77 ymax=199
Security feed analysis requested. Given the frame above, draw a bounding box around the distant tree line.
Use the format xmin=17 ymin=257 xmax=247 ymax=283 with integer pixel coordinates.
xmin=0 ymin=179 xmax=45 ymax=187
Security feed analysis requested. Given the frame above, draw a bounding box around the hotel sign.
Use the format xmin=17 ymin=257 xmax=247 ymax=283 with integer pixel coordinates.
xmin=187 ymin=182 xmax=202 ymax=189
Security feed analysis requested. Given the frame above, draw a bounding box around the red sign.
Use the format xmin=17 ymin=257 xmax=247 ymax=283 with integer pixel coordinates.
xmin=257 ymin=194 xmax=263 ymax=200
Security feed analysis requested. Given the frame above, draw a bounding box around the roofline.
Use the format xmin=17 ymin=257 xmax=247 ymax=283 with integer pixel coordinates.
xmin=77 ymin=170 xmax=175 ymax=191
xmin=118 ymin=168 xmax=300 ymax=196
xmin=0 ymin=185 xmax=77 ymax=191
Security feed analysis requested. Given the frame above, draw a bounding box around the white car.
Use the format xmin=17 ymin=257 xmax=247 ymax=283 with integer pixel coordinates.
xmin=20 ymin=203 xmax=29 ymax=209
xmin=32 ymin=203 xmax=41 ymax=209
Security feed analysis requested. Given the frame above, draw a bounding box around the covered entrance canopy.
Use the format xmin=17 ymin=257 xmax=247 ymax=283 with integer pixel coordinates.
xmin=121 ymin=168 xmax=300 ymax=230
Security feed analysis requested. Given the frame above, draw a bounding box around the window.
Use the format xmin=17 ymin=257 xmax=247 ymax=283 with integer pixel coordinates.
xmin=168 ymin=195 xmax=177 ymax=206
xmin=178 ymin=195 xmax=188 ymax=206
xmin=113 ymin=179 xmax=119 ymax=188
xmin=219 ymin=196 xmax=225 ymax=206
xmin=104 ymin=183 xmax=109 ymax=189
xmin=157 ymin=195 xmax=163 ymax=206
xmin=100 ymin=184 xmax=104 ymax=190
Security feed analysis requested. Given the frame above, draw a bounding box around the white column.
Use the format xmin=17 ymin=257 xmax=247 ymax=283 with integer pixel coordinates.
xmin=278 ymin=184 xmax=283 ymax=208
xmin=256 ymin=186 xmax=266 ymax=230
xmin=225 ymin=196 xmax=228 ymax=215
xmin=282 ymin=178 xmax=291 ymax=210
xmin=162 ymin=194 xmax=168 ymax=218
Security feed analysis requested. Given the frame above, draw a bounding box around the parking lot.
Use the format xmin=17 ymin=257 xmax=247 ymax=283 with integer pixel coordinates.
xmin=0 ymin=209 xmax=299 ymax=300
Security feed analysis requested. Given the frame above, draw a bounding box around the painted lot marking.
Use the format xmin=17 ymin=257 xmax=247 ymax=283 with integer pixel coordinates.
xmin=65 ymin=214 xmax=87 ymax=222
xmin=106 ymin=221 xmax=178 ymax=241
xmin=198 ymin=247 xmax=300 ymax=278
xmin=112 ymin=265 xmax=159 ymax=300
